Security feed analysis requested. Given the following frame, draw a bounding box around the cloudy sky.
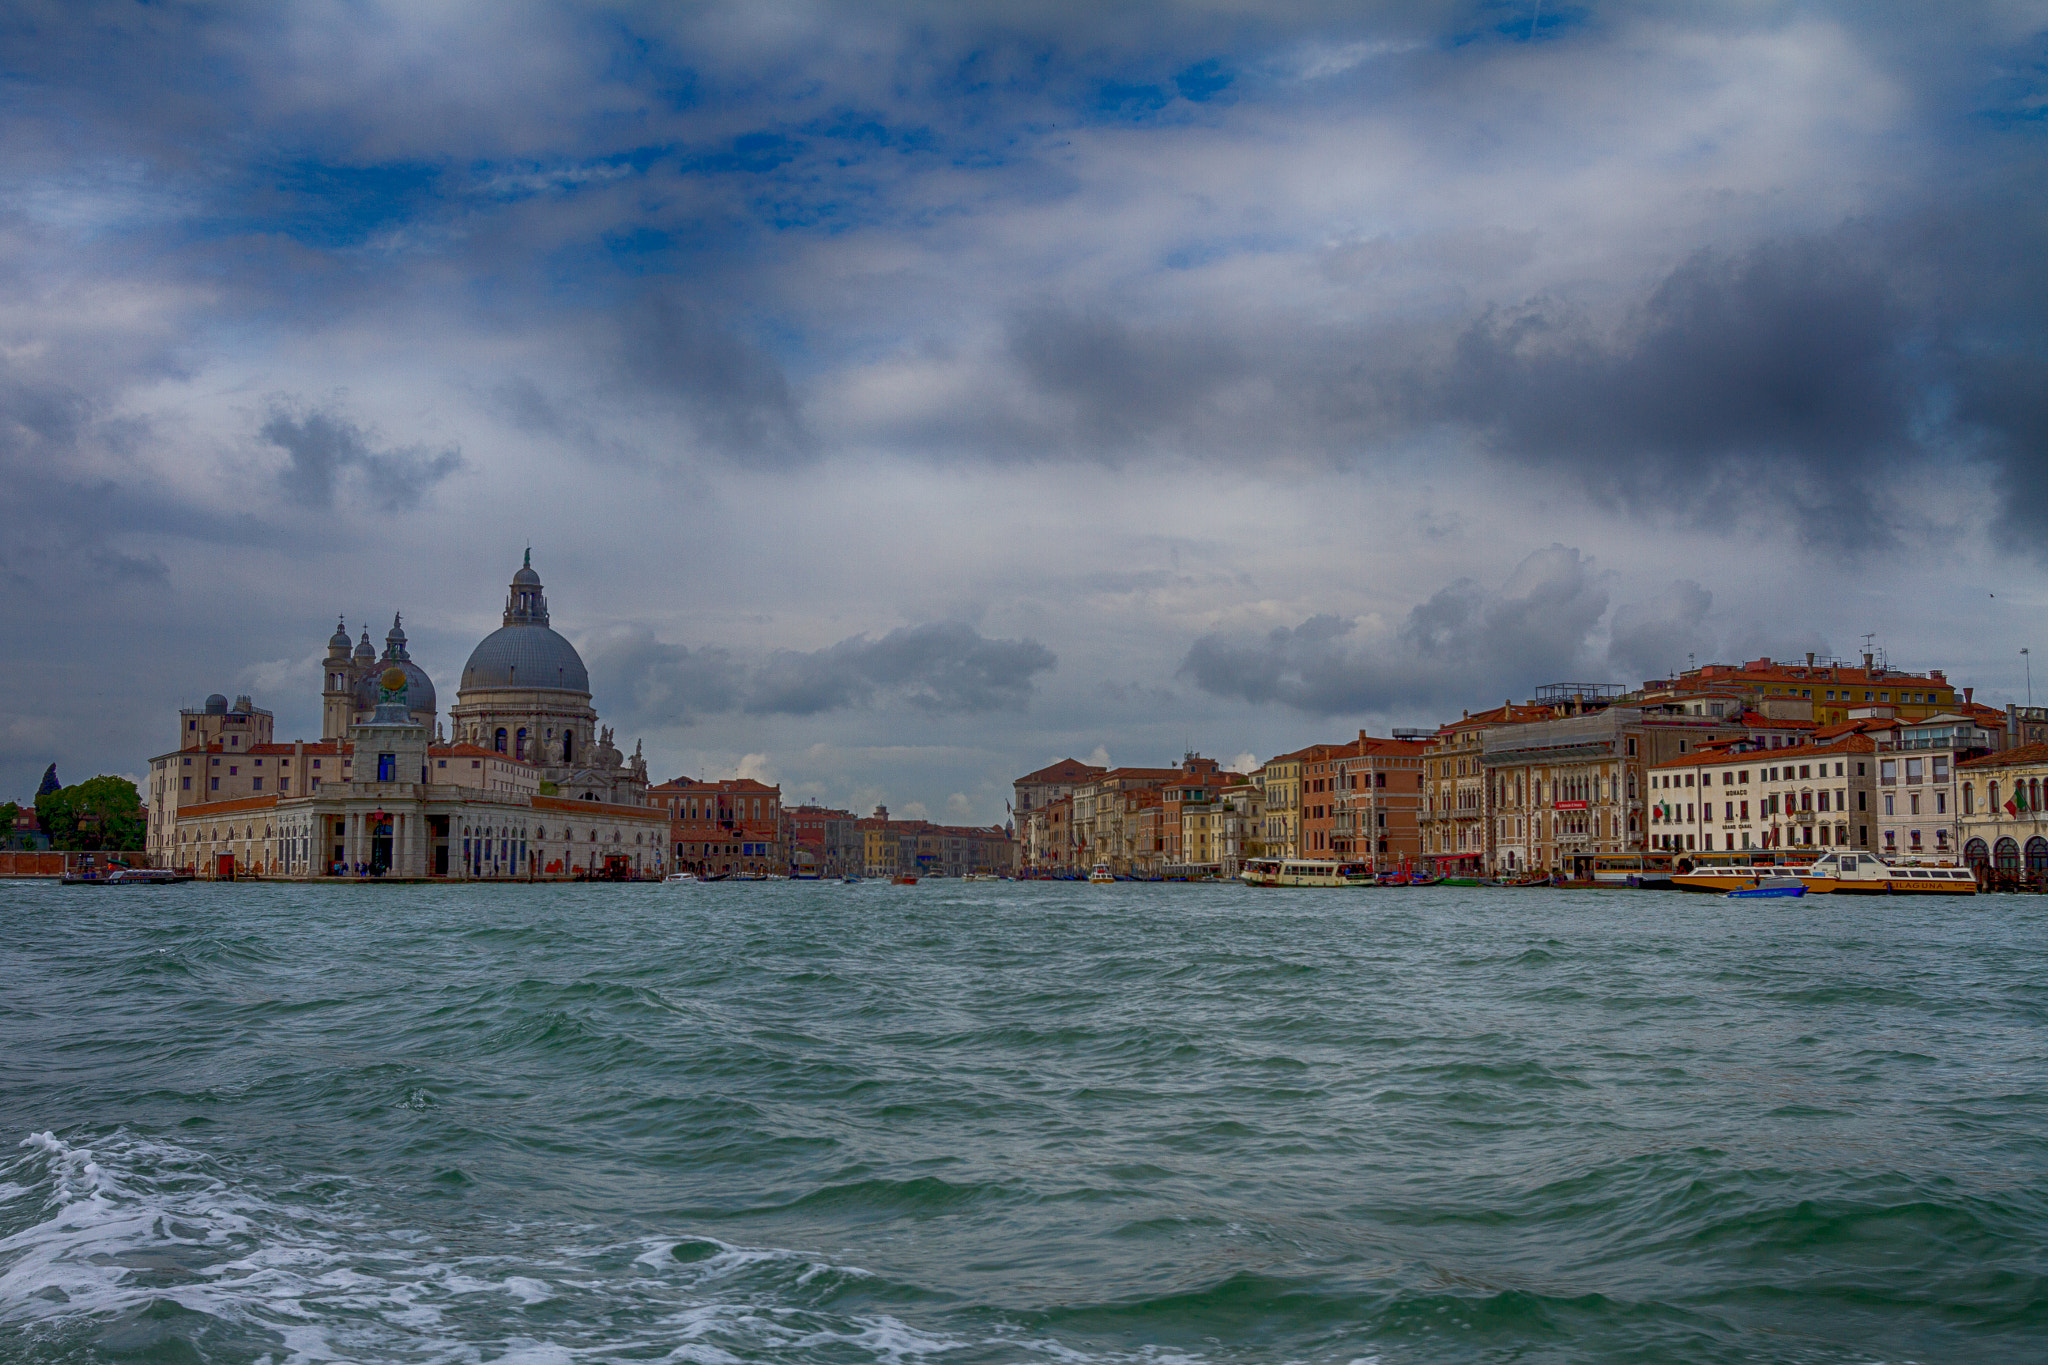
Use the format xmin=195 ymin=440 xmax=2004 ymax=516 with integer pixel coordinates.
xmin=4 ymin=1 xmax=2045 ymax=823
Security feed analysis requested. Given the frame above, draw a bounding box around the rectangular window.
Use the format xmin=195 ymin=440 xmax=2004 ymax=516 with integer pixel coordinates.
xmin=1885 ymin=794 xmax=1895 ymax=815
xmin=181 ymin=776 xmax=190 ymax=790
xmin=210 ymin=777 xmax=219 ymax=791
xmin=252 ymin=778 xmax=262 ymax=791
xmin=377 ymin=753 xmax=396 ymax=782
xmin=1905 ymin=758 xmax=1923 ymax=784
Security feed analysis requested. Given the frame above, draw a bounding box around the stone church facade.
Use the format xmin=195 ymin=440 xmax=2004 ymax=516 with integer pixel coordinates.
xmin=146 ymin=550 xmax=664 ymax=879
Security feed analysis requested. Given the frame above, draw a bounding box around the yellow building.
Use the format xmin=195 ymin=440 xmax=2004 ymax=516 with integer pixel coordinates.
xmin=1256 ymin=748 xmax=1308 ymax=858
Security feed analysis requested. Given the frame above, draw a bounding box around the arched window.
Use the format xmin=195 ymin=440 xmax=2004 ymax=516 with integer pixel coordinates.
xmin=1995 ymin=837 xmax=2021 ymax=874
xmin=2028 ymin=837 xmax=2048 ymax=877
xmin=515 ymin=728 xmax=527 ymax=761
xmin=1963 ymin=783 xmax=1973 ymax=815
xmin=563 ymin=731 xmax=573 ymax=763
xmin=1990 ymin=781 xmax=2000 ymax=812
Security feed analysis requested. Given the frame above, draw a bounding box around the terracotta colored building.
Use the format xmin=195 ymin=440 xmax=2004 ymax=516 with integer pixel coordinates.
xmin=649 ymin=776 xmax=783 ymax=875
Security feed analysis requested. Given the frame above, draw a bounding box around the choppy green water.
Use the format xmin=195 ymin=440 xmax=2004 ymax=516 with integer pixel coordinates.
xmin=2 ymin=880 xmax=2045 ymax=1364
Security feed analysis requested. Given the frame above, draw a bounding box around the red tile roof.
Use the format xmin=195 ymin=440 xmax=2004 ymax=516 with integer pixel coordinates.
xmin=432 ymin=743 xmax=529 ymax=762
xmin=1959 ymin=743 xmax=2048 ymax=770
xmin=1651 ymin=732 xmax=1877 ymax=768
xmin=1016 ymin=758 xmax=1109 ymax=785
xmin=176 ymin=794 xmax=280 ymax=815
xmin=532 ymin=794 xmax=666 ymax=819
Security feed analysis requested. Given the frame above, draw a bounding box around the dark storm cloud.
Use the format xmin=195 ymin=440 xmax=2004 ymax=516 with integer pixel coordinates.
xmin=615 ymin=291 xmax=809 ymax=464
xmin=1606 ymin=581 xmax=1713 ymax=682
xmin=588 ymin=622 xmax=1058 ymax=726
xmin=581 ymin=627 xmax=746 ymax=726
xmin=0 ymin=368 xmax=94 ymax=458
xmin=1955 ymin=352 xmax=2048 ymax=554
xmin=1180 ymin=546 xmax=1610 ymax=715
xmin=259 ymin=402 xmax=463 ymax=512
xmin=1424 ymin=240 xmax=1911 ymax=538
xmin=1007 ymin=306 xmax=1246 ymax=452
xmin=750 ymin=624 xmax=1057 ymax=715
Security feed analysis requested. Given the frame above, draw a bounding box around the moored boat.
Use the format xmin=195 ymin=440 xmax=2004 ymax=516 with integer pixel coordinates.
xmin=1088 ymin=863 xmax=1116 ymax=884
xmin=1671 ymin=851 xmax=1975 ymax=895
xmin=1239 ymin=858 xmax=1376 ymax=887
xmin=1588 ymin=853 xmax=1677 ymax=889
xmin=1727 ymin=877 xmax=1806 ymax=899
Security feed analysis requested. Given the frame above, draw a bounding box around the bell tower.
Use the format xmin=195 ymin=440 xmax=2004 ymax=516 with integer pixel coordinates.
xmin=321 ymin=617 xmax=355 ymax=741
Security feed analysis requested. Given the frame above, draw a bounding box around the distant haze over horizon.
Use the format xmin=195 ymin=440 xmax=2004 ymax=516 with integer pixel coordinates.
xmin=3 ymin=2 xmax=2044 ymax=824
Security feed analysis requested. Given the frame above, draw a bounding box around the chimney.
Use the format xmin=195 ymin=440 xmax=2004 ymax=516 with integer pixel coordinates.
xmin=1863 ymin=652 xmax=1874 ymax=670
xmin=1965 ymin=687 xmax=1974 ymax=704
xmin=1805 ymin=652 xmax=1815 ymax=667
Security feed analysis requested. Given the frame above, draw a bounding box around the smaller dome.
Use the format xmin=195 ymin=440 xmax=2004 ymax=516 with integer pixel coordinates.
xmin=204 ymin=693 xmax=228 ymax=715
xmin=356 ymin=658 xmax=437 ymax=719
xmin=512 ymin=547 xmax=541 ymax=586
xmin=328 ymin=617 xmax=351 ymax=650
xmin=354 ymin=630 xmax=375 ymax=662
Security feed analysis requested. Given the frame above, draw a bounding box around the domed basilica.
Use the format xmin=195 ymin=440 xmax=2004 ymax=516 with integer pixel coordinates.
xmin=317 ymin=551 xmax=648 ymax=804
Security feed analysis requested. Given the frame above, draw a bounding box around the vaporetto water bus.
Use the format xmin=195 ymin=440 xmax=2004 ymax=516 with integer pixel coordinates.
xmin=1239 ymin=858 xmax=1377 ymax=887
xmin=1588 ymin=853 xmax=1677 ymax=888
xmin=1670 ymin=851 xmax=1976 ymax=895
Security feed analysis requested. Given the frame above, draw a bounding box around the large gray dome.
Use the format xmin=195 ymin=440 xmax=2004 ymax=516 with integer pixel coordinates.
xmin=461 ymin=625 xmax=589 ymax=694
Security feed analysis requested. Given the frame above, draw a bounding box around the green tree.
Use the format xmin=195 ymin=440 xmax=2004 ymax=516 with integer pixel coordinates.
xmin=36 ymin=776 xmax=146 ymax=852
xmin=0 ymin=801 xmax=18 ymax=850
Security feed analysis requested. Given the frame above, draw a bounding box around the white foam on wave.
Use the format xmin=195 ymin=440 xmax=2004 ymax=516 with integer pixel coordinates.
xmin=0 ymin=1130 xmax=1283 ymax=1365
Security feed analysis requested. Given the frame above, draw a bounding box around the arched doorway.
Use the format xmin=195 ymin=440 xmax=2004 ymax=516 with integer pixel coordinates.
xmin=1965 ymin=838 xmax=1990 ymax=872
xmin=1994 ymin=837 xmax=2021 ymax=875
xmin=2027 ymin=837 xmax=2048 ymax=879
